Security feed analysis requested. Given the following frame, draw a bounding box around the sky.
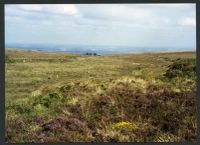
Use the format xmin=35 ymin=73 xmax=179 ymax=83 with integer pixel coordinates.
xmin=5 ymin=4 xmax=196 ymax=49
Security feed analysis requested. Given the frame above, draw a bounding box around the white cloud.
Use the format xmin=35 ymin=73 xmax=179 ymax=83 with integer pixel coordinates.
xmin=19 ymin=4 xmax=43 ymax=12
xmin=10 ymin=4 xmax=79 ymax=16
xmin=79 ymin=5 xmax=152 ymax=21
xmin=45 ymin=4 xmax=78 ymax=15
xmin=178 ymin=17 xmax=196 ymax=26
xmin=148 ymin=4 xmax=193 ymax=8
xmin=77 ymin=5 xmax=157 ymax=30
xmin=5 ymin=4 xmax=196 ymax=48
xmin=5 ymin=4 xmax=196 ymax=33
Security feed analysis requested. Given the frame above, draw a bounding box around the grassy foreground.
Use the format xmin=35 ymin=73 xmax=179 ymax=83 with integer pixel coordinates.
xmin=5 ymin=48 xmax=197 ymax=142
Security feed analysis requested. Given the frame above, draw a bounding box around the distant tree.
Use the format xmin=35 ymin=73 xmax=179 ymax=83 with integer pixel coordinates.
xmin=85 ymin=52 xmax=98 ymax=56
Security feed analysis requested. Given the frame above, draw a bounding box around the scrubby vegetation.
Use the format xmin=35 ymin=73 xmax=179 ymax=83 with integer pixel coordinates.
xmin=164 ymin=58 xmax=196 ymax=78
xmin=5 ymin=48 xmax=197 ymax=142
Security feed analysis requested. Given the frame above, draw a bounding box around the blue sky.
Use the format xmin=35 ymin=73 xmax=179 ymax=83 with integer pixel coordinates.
xmin=5 ymin=4 xmax=196 ymax=49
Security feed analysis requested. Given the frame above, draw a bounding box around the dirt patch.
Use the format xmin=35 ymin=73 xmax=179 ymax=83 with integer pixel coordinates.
xmin=132 ymin=62 xmax=140 ymax=65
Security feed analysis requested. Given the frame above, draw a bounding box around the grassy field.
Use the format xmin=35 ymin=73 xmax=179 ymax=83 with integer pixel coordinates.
xmin=5 ymin=48 xmax=197 ymax=142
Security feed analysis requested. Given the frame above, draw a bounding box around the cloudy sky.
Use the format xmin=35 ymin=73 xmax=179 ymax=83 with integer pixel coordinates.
xmin=5 ymin=4 xmax=196 ymax=49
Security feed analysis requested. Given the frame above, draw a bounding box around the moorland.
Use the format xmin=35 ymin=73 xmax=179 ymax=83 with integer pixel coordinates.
xmin=5 ymin=48 xmax=197 ymax=142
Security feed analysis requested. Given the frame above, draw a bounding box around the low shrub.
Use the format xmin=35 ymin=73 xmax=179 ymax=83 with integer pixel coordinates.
xmin=164 ymin=59 xmax=196 ymax=78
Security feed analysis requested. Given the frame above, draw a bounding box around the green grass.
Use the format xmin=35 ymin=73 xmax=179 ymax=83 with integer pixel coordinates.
xmin=5 ymin=48 xmax=197 ymax=142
